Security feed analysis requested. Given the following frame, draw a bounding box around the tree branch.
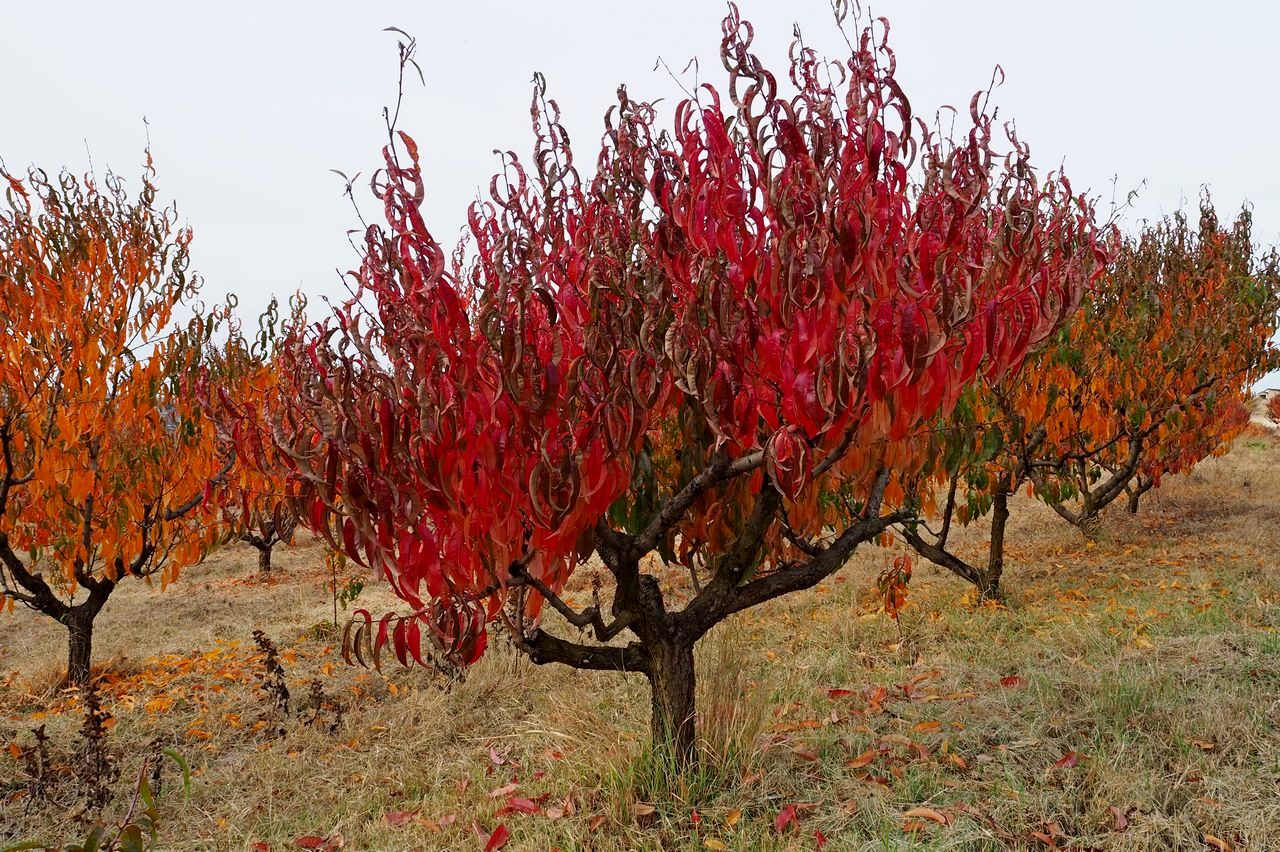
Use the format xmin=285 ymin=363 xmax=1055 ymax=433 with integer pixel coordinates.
xmin=508 ymin=561 xmax=634 ymax=642
xmin=630 ymin=448 xmax=763 ymax=558
xmin=515 ymin=627 xmax=649 ymax=674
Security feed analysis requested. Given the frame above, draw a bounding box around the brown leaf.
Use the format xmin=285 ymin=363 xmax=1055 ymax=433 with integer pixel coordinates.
xmin=1108 ymin=806 xmax=1129 ymax=832
xmin=384 ymin=810 xmax=417 ymax=827
xmin=725 ymin=808 xmax=742 ymax=827
xmin=1204 ymin=835 xmax=1231 ymax=851
xmin=633 ymin=802 xmax=657 ymax=816
xmin=1191 ymin=739 xmax=1217 ymax=752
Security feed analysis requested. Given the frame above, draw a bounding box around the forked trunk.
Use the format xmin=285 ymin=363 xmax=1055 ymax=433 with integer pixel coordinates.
xmin=62 ymin=584 xmax=113 ymax=686
xmin=646 ymin=641 xmax=697 ymax=766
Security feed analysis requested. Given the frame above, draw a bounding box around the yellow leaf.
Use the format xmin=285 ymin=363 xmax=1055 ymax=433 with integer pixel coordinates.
xmin=705 ymin=841 xmax=728 ymax=851
xmin=724 ymin=809 xmax=742 ymax=827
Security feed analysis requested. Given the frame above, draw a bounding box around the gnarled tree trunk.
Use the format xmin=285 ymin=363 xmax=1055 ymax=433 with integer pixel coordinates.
xmin=646 ymin=641 xmax=697 ymax=764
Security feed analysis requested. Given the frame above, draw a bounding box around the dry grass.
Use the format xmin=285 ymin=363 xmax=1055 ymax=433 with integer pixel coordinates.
xmin=3 ymin=433 xmax=1280 ymax=850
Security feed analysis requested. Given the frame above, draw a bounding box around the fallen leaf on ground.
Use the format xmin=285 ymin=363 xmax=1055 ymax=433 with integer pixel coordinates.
xmin=903 ymin=806 xmax=949 ymax=825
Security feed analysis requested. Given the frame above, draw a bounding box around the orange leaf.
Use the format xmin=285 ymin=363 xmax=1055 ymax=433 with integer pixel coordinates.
xmin=845 ymin=750 xmax=878 ymax=769
xmin=903 ymin=807 xmax=949 ymax=826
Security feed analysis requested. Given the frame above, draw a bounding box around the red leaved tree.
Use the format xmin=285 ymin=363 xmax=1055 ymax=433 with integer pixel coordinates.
xmin=278 ymin=11 xmax=1105 ymax=760
xmin=0 ymin=159 xmax=228 ymax=684
xmin=201 ymin=297 xmax=305 ymax=574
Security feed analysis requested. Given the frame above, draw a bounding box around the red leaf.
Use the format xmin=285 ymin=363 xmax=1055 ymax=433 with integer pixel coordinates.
xmin=251 ymin=845 xmax=271 ymax=852
xmin=484 ymin=823 xmax=511 ymax=851
xmin=1053 ymin=751 xmax=1079 ymax=769
xmin=815 ymin=829 xmax=828 ymax=849
xmin=293 ymin=837 xmax=328 ymax=850
xmin=1000 ymin=675 xmax=1026 ymax=688
xmin=775 ymin=804 xmax=798 ymax=833
xmin=826 ymin=688 xmax=855 ymax=699
xmin=506 ymin=796 xmax=540 ymax=814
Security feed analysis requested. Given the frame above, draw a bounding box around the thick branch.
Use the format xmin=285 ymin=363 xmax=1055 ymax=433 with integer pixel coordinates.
xmin=630 ymin=449 xmax=763 ymax=558
xmin=0 ymin=532 xmax=66 ymax=615
xmin=516 ymin=627 xmax=649 ymax=674
xmin=677 ymin=469 xmax=900 ymax=639
xmin=899 ymin=524 xmax=983 ymax=587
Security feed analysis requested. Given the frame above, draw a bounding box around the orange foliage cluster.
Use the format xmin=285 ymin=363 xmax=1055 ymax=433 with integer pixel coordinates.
xmin=0 ymin=161 xmax=228 ymax=606
xmin=900 ymin=203 xmax=1280 ymax=594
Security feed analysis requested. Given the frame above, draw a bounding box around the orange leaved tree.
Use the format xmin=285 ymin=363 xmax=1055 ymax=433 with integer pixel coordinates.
xmin=900 ymin=204 xmax=1279 ymax=598
xmin=0 ymin=160 xmax=228 ymax=683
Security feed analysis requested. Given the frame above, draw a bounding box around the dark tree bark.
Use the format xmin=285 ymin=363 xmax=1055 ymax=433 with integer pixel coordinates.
xmin=981 ymin=488 xmax=1010 ymax=600
xmin=62 ymin=582 xmax=112 ymax=685
xmin=646 ymin=641 xmax=696 ymax=763
xmin=900 ymin=475 xmax=1009 ymax=601
xmin=1044 ymin=434 xmax=1144 ymax=537
xmin=509 ymin=459 xmax=903 ymax=769
xmin=1125 ymin=473 xmax=1154 ymax=514
xmin=242 ymin=531 xmax=278 ymax=575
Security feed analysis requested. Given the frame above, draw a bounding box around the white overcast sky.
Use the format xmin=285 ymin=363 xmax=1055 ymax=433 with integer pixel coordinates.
xmin=4 ymin=1 xmax=1279 ymax=384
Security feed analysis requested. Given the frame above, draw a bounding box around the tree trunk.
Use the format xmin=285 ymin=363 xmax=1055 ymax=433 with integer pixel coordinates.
xmin=1126 ymin=488 xmax=1141 ymax=514
xmin=65 ymin=609 xmax=95 ymax=686
xmin=979 ymin=488 xmax=1009 ymax=601
xmin=63 ymin=585 xmax=112 ymax=686
xmin=257 ymin=544 xmax=272 ymax=574
xmin=646 ymin=641 xmax=697 ymax=766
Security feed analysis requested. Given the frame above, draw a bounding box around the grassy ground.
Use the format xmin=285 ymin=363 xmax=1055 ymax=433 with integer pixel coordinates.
xmin=2 ymin=431 xmax=1279 ymax=851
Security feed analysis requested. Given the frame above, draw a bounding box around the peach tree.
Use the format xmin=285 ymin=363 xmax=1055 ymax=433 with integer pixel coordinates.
xmin=277 ymin=9 xmax=1105 ymax=761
